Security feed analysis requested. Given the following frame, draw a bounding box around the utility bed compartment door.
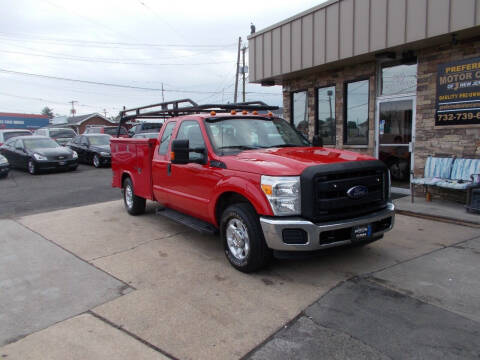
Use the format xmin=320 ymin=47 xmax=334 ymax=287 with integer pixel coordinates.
xmin=110 ymin=138 xmax=156 ymax=200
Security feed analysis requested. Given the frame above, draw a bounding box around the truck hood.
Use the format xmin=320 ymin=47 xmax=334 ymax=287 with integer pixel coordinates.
xmin=222 ymin=147 xmax=376 ymax=176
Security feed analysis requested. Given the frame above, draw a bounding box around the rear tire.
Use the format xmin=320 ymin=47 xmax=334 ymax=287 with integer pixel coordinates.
xmin=28 ymin=159 xmax=37 ymax=175
xmin=220 ymin=203 xmax=271 ymax=273
xmin=123 ymin=177 xmax=146 ymax=215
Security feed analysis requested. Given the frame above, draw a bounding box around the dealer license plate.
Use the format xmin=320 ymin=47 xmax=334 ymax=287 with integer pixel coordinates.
xmin=58 ymin=161 xmax=66 ymax=166
xmin=352 ymin=224 xmax=372 ymax=241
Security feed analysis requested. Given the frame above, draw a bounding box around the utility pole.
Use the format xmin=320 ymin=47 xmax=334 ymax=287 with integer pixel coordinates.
xmin=161 ymin=83 xmax=165 ymax=103
xmin=234 ymin=37 xmax=241 ymax=104
xmin=103 ymin=109 xmax=107 ymax=117
xmin=242 ymin=46 xmax=247 ymax=103
xmin=69 ymin=100 xmax=78 ymax=116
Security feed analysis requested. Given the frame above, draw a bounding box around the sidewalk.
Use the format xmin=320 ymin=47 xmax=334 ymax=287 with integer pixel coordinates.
xmin=393 ymin=194 xmax=480 ymax=226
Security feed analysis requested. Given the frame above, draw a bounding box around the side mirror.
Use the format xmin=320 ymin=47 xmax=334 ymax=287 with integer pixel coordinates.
xmin=312 ymin=135 xmax=323 ymax=147
xmin=171 ymin=139 xmax=190 ymax=164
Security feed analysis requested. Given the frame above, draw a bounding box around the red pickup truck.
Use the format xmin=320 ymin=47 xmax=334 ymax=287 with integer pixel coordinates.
xmin=111 ymin=100 xmax=394 ymax=272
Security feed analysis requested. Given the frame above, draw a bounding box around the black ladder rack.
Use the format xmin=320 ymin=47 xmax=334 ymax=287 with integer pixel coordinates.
xmin=116 ymin=98 xmax=279 ymax=137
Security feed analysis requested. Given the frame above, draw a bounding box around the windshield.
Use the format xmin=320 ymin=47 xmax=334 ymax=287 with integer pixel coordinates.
xmin=4 ymin=131 xmax=31 ymax=141
xmin=24 ymin=138 xmax=59 ymax=149
xmin=88 ymin=135 xmax=110 ymax=145
xmin=50 ymin=129 xmax=76 ymax=138
xmin=205 ymin=117 xmax=310 ymax=155
xmin=104 ymin=127 xmax=127 ymax=135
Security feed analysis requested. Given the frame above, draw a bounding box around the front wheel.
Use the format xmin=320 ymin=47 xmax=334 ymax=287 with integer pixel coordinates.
xmin=220 ymin=203 xmax=271 ymax=273
xmin=123 ymin=177 xmax=146 ymax=215
xmin=93 ymin=154 xmax=101 ymax=168
xmin=28 ymin=159 xmax=37 ymax=175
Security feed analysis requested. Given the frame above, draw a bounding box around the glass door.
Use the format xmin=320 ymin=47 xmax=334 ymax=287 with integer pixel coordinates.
xmin=375 ymin=97 xmax=416 ymax=192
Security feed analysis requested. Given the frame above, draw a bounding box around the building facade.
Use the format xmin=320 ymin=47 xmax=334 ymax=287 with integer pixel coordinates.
xmin=0 ymin=112 xmax=50 ymax=130
xmin=248 ymin=0 xmax=480 ymax=200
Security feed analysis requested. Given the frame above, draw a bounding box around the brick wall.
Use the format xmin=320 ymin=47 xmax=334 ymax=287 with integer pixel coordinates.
xmin=282 ymin=61 xmax=377 ymax=155
xmin=414 ymin=37 xmax=480 ymax=177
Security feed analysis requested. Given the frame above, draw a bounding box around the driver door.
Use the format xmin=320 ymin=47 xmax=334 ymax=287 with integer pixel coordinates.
xmin=167 ymin=120 xmax=218 ymax=222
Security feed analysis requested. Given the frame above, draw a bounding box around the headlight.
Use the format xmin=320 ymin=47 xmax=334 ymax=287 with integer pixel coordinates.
xmin=72 ymin=151 xmax=78 ymax=159
xmin=261 ymin=175 xmax=301 ymax=216
xmin=33 ymin=153 xmax=48 ymax=161
xmin=100 ymin=152 xmax=110 ymax=157
xmin=0 ymin=156 xmax=7 ymax=165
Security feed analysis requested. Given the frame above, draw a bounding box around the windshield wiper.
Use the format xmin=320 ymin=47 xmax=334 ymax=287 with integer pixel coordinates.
xmin=217 ymin=145 xmax=259 ymax=150
xmin=268 ymin=144 xmax=300 ymax=148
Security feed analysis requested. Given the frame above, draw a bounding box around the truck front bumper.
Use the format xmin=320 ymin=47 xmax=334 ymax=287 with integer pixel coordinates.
xmin=259 ymin=203 xmax=395 ymax=251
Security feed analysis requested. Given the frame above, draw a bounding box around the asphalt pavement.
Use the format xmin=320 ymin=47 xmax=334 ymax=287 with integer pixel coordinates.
xmin=0 ymin=164 xmax=120 ymax=218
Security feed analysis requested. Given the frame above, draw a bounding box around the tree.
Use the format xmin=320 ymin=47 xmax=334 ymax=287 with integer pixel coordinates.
xmin=41 ymin=106 xmax=54 ymax=119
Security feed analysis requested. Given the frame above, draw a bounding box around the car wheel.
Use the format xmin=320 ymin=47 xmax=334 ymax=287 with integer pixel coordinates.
xmin=93 ymin=154 xmax=101 ymax=168
xmin=28 ymin=159 xmax=37 ymax=175
xmin=220 ymin=203 xmax=271 ymax=273
xmin=123 ymin=177 xmax=146 ymax=215
xmin=70 ymin=166 xmax=78 ymax=171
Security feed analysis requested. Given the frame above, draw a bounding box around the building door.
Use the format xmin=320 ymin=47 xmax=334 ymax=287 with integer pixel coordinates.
xmin=375 ymin=96 xmax=416 ymax=193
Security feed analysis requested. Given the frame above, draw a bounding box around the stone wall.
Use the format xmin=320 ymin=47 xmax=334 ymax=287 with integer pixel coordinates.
xmin=282 ymin=61 xmax=377 ymax=155
xmin=414 ymin=37 xmax=480 ymax=176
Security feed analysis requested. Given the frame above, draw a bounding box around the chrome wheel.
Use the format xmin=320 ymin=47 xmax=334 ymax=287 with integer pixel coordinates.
xmin=93 ymin=155 xmax=100 ymax=168
xmin=28 ymin=160 xmax=35 ymax=174
xmin=125 ymin=184 xmax=133 ymax=209
xmin=226 ymin=218 xmax=250 ymax=261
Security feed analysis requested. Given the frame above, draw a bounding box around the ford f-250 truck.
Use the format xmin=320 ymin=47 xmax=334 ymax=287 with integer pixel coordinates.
xmin=111 ymin=99 xmax=394 ymax=273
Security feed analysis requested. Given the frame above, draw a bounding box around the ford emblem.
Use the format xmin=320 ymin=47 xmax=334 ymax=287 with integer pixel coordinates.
xmin=347 ymin=185 xmax=369 ymax=200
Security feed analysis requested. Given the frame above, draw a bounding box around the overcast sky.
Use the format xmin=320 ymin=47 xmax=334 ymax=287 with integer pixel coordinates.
xmin=0 ymin=0 xmax=324 ymax=118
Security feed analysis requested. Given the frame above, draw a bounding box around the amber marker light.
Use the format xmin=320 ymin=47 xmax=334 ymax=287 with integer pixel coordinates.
xmin=252 ymin=110 xmax=258 ymax=115
xmin=242 ymin=110 xmax=248 ymax=115
xmin=267 ymin=111 xmax=273 ymax=117
xmin=261 ymin=184 xmax=272 ymax=195
xmin=210 ymin=111 xmax=216 ymax=116
xmin=231 ymin=110 xmax=237 ymax=115
xmin=170 ymin=152 xmax=175 ymax=160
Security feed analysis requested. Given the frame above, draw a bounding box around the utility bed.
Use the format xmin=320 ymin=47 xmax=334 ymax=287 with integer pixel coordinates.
xmin=110 ymin=137 xmax=157 ymax=201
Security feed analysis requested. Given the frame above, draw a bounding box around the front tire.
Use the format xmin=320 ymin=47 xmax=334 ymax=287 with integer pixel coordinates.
xmin=220 ymin=203 xmax=271 ymax=273
xmin=28 ymin=159 xmax=37 ymax=175
xmin=93 ymin=154 xmax=101 ymax=168
xmin=123 ymin=177 xmax=146 ymax=215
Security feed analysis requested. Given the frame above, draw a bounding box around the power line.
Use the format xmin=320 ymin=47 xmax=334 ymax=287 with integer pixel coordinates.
xmin=0 ymin=48 xmax=234 ymax=66
xmin=0 ymin=32 xmax=236 ymax=49
xmin=0 ymin=68 xmax=282 ymax=96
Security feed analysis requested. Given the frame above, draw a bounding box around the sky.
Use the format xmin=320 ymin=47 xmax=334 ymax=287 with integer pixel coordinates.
xmin=0 ymin=0 xmax=324 ymax=118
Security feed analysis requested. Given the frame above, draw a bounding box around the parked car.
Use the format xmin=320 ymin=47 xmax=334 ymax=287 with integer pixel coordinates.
xmin=84 ymin=125 xmax=128 ymax=137
xmin=34 ymin=127 xmax=77 ymax=146
xmin=128 ymin=122 xmax=162 ymax=137
xmin=0 ymin=154 xmax=9 ymax=178
xmin=111 ymin=100 xmax=394 ymax=273
xmin=0 ymin=129 xmax=32 ymax=146
xmin=132 ymin=132 xmax=159 ymax=139
xmin=67 ymin=134 xmax=111 ymax=168
xmin=0 ymin=136 xmax=78 ymax=174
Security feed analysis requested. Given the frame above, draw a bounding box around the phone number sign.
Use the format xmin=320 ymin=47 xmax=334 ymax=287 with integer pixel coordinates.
xmin=436 ymin=57 xmax=480 ymax=126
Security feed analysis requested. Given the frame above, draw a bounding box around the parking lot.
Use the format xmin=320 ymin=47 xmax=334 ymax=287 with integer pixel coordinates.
xmin=1 ymin=167 xmax=480 ymax=359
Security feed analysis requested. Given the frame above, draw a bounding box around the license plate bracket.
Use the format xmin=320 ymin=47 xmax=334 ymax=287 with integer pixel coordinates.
xmin=352 ymin=224 xmax=372 ymax=242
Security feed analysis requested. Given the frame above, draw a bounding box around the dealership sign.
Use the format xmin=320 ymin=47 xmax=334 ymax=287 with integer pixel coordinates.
xmin=0 ymin=115 xmax=49 ymax=129
xmin=436 ymin=57 xmax=480 ymax=126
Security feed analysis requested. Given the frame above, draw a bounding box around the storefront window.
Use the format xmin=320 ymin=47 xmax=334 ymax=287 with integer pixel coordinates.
xmin=316 ymin=86 xmax=336 ymax=145
xmin=291 ymin=91 xmax=309 ymax=137
xmin=381 ymin=62 xmax=417 ymax=96
xmin=344 ymin=79 xmax=369 ymax=145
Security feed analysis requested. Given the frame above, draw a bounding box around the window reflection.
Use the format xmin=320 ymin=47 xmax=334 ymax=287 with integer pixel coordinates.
xmin=345 ymin=80 xmax=369 ymax=145
xmin=381 ymin=63 xmax=417 ymax=96
xmin=317 ymin=86 xmax=336 ymax=145
xmin=292 ymin=91 xmax=309 ymax=137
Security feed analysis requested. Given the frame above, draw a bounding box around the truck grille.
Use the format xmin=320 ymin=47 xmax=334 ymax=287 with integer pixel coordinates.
xmin=301 ymin=160 xmax=389 ymax=223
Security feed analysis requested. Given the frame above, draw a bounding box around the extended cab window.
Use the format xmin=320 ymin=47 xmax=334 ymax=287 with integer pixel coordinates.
xmin=159 ymin=121 xmax=176 ymax=155
xmin=176 ymin=120 xmax=205 ymax=162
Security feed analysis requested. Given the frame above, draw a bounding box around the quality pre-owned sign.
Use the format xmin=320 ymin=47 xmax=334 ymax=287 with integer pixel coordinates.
xmin=436 ymin=57 xmax=480 ymax=126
